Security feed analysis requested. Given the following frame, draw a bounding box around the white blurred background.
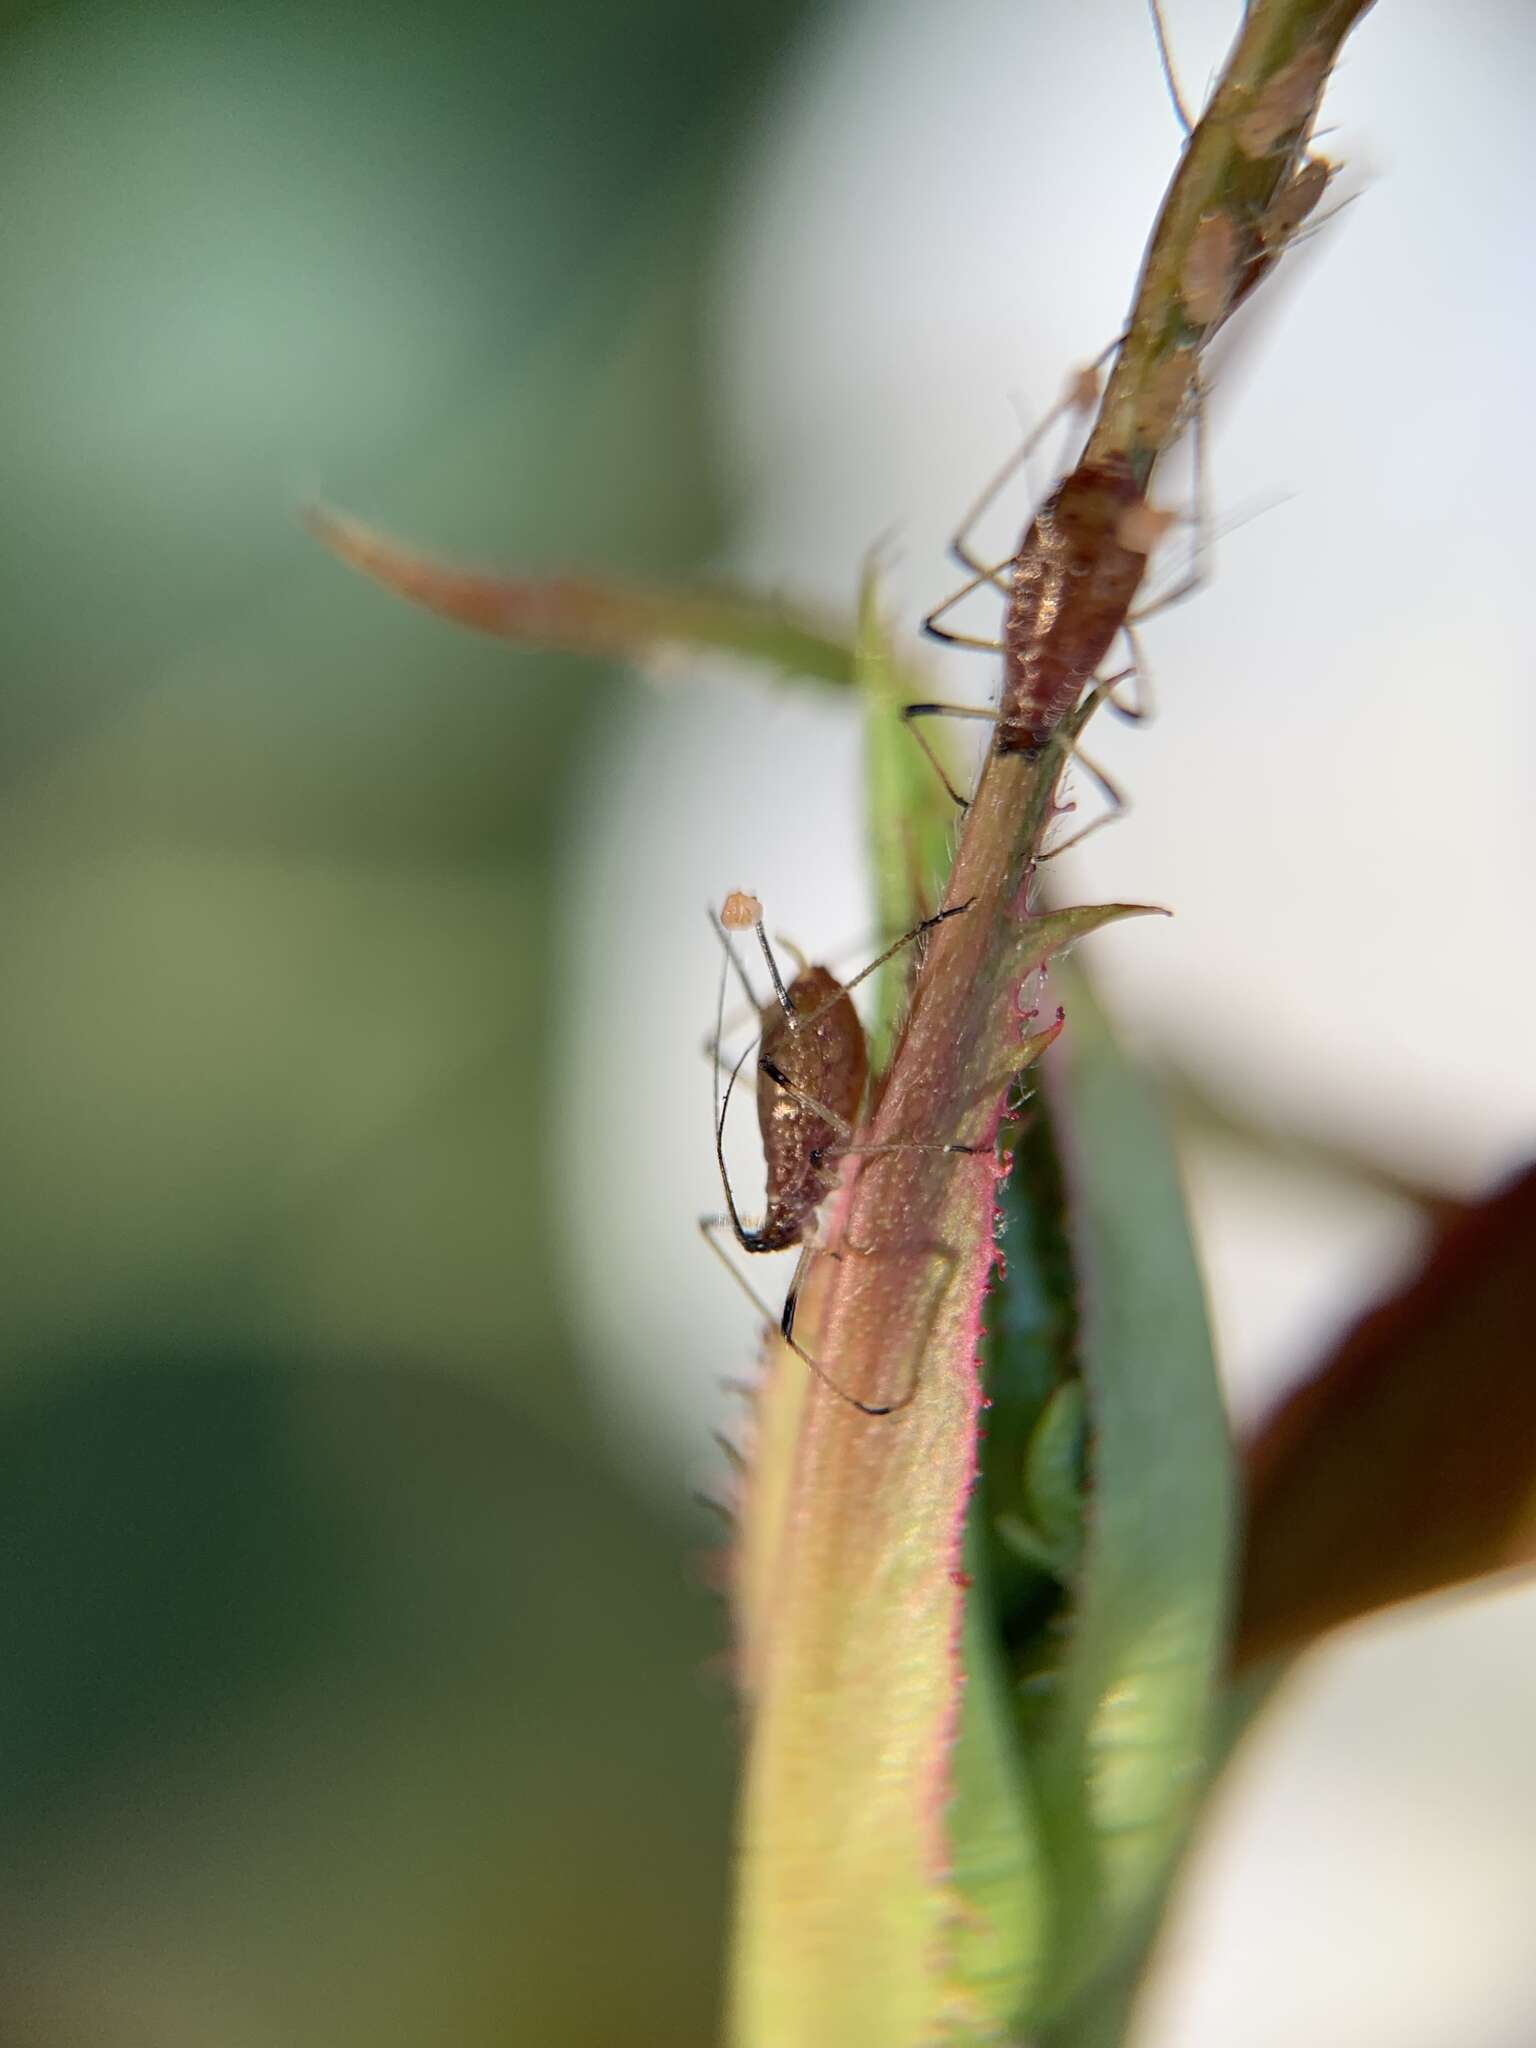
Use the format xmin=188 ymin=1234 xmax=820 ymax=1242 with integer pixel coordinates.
xmin=563 ymin=1 xmax=1536 ymax=2040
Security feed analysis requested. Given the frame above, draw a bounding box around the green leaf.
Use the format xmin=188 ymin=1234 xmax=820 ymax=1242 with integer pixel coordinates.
xmin=305 ymin=503 xmax=859 ymax=687
xmin=1025 ymin=965 xmax=1236 ymax=2033
xmin=939 ymin=971 xmax=1233 ymax=2043
xmin=941 ymin=1538 xmax=1054 ymax=2037
xmin=854 ymin=557 xmax=962 ymax=1071
xmin=1003 ymin=1380 xmax=1088 ymax=1580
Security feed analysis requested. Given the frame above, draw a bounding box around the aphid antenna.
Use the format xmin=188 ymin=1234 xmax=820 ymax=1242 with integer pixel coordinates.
xmin=706 ymin=953 xmax=770 ymax=1255
xmin=947 ymin=343 xmax=1124 ymax=596
xmin=712 ymin=1036 xmax=762 ymax=1246
xmin=1146 ymin=0 xmax=1196 ymax=136
xmin=1001 ymin=387 xmax=1083 ymax=525
xmin=724 ymin=894 xmax=973 ymax=1050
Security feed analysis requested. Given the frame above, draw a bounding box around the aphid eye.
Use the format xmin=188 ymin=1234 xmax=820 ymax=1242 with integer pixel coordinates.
xmin=809 ymin=1148 xmax=824 ymax=1169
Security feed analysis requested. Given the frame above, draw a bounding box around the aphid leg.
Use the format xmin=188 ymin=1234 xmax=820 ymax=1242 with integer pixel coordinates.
xmin=922 ymin=560 xmax=1010 ymax=651
xmin=698 ymin=1220 xmax=904 ymax=1417
xmin=900 ymin=701 xmax=999 ymax=808
xmin=780 ymin=1236 xmax=961 ymax=1416
xmin=1146 ymin=0 xmax=1195 ymax=135
xmin=1035 ymin=741 xmax=1127 ymax=860
xmin=704 ymin=920 xmax=897 ymax=1409
xmin=1128 ymin=564 xmax=1205 ymax=626
xmin=943 ymin=347 xmax=1121 ymax=586
xmin=758 ymin=1059 xmax=855 ymax=1142
xmin=701 ymin=922 xmax=821 ymax=1070
xmin=819 ymin=897 xmax=973 ymax=1006
xmin=704 ymin=895 xmax=979 ymax=1417
xmin=712 ymin=897 xmax=972 ymax=1108
xmin=1129 ymin=366 xmax=1211 ymax=624
xmin=1101 ymin=634 xmax=1155 ymax=724
xmin=836 ymin=1137 xmax=982 ymax=1160
xmin=759 ymin=899 xmax=978 ymax=1048
xmin=710 ymin=1038 xmax=766 ymax=1254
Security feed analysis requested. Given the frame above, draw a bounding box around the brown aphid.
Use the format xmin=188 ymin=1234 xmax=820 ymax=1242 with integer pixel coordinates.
xmin=702 ymin=895 xmax=973 ymax=1414
xmin=748 ymin=962 xmax=867 ymax=1253
xmin=1182 ymin=208 xmax=1239 ymax=329
xmin=1226 ymin=154 xmax=1337 ymax=322
xmin=995 ymin=455 xmax=1151 ymax=754
xmin=1259 ymin=154 xmax=1332 ymax=249
xmin=1234 ymin=43 xmax=1329 ymax=160
xmin=1129 ymin=342 xmax=1197 ymax=451
xmin=910 ymin=341 xmax=1196 ymax=830
xmin=912 ymin=406 xmax=1176 ymax=825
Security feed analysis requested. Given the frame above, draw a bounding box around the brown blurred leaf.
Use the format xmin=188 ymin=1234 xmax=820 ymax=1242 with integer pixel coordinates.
xmin=305 ymin=504 xmax=858 ymax=685
xmin=1236 ymin=1162 xmax=1536 ymax=1669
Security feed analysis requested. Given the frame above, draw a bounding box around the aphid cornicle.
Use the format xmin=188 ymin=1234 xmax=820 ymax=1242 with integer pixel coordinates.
xmin=701 ymin=890 xmax=972 ymax=1416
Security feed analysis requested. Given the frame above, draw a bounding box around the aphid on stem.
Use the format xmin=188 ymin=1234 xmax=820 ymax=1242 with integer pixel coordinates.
xmin=701 ymin=892 xmax=975 ymax=1417
xmin=897 ymin=5 xmax=1328 ymax=855
xmin=904 ymin=354 xmax=1201 ymax=848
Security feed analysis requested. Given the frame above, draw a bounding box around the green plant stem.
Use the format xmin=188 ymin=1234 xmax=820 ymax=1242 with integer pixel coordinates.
xmin=1092 ymin=0 xmax=1379 ymax=481
xmin=731 ymin=4 xmax=1381 ymax=2041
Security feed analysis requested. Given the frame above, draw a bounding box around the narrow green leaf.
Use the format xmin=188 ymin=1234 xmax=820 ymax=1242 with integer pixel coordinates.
xmin=1019 ymin=1380 xmax=1089 ymax=1577
xmin=1026 ymin=965 xmax=1236 ymax=2030
xmin=982 ymin=1107 xmax=1082 ymax=1600
xmin=941 ymin=1542 xmax=1053 ymax=2037
xmin=854 ymin=557 xmax=962 ymax=1071
xmin=305 ymin=502 xmax=859 ymax=686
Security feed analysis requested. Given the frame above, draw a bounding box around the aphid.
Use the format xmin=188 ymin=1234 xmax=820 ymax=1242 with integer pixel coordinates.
xmin=1145 ymin=0 xmax=1339 ymax=324
xmin=1259 ymin=154 xmax=1332 ymax=250
xmin=1182 ymin=208 xmax=1240 ymax=329
xmin=1234 ymin=42 xmax=1330 ymax=161
xmin=700 ymin=890 xmax=973 ymax=1416
xmin=897 ymin=7 xmax=1231 ymax=839
xmin=901 ymin=358 xmax=1197 ymax=839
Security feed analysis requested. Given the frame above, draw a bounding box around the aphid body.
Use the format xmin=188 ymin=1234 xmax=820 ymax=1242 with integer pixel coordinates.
xmin=908 ymin=363 xmax=1181 ymax=826
xmin=997 ymin=455 xmax=1151 ymax=755
xmin=746 ymin=963 xmax=868 ymax=1253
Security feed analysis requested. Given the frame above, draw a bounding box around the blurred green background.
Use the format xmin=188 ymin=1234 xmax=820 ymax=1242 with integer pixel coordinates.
xmin=0 ymin=2 xmax=831 ymax=2039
